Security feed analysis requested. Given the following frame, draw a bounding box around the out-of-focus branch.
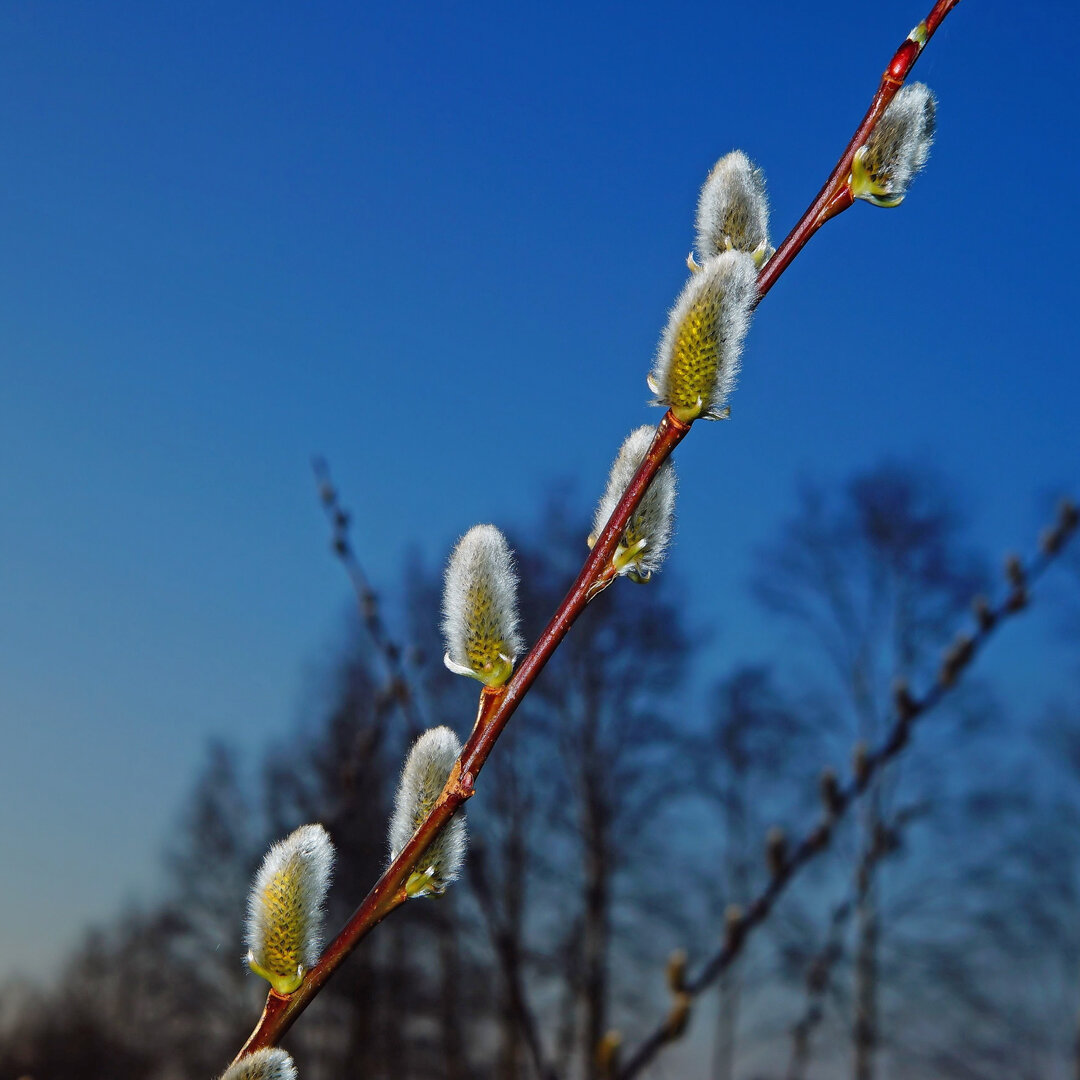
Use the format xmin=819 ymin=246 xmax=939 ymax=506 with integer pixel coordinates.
xmin=312 ymin=457 xmax=425 ymax=738
xmin=613 ymin=504 xmax=1078 ymax=1080
xmin=786 ymin=805 xmax=923 ymax=1080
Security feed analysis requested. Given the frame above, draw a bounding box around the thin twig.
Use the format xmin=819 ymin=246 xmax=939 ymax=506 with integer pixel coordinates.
xmin=230 ymin=0 xmax=963 ymax=1062
xmin=312 ymin=457 xmax=425 ymax=738
xmin=613 ymin=512 xmax=1078 ymax=1080
xmin=786 ymin=805 xmax=922 ymax=1080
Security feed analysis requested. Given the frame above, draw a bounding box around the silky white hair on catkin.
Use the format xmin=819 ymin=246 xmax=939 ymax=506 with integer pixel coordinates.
xmin=245 ymin=823 xmax=334 ymax=991
xmin=650 ymin=249 xmax=758 ymax=421
xmin=441 ymin=524 xmax=523 ymax=683
xmin=854 ymin=82 xmax=936 ymax=205
xmin=592 ymin=426 xmax=677 ymax=578
xmin=220 ymin=1048 xmax=298 ymax=1080
xmin=695 ymin=150 xmax=771 ymax=262
xmin=389 ymin=726 xmax=467 ymax=897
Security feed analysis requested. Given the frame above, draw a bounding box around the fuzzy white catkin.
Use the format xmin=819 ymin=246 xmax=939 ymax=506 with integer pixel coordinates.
xmin=695 ymin=150 xmax=771 ymax=262
xmin=219 ymin=1048 xmax=298 ymax=1080
xmin=592 ymin=426 xmax=677 ymax=579
xmin=852 ymin=82 xmax=936 ymax=206
xmin=442 ymin=524 xmax=524 ymax=686
xmin=650 ymin=249 xmax=758 ymax=422
xmin=245 ymin=823 xmax=334 ymax=994
xmin=389 ymin=726 xmax=467 ymax=897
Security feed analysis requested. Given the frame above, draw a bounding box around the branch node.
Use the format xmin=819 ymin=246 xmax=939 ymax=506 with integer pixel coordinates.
xmin=766 ymin=826 xmax=788 ymax=878
xmin=819 ymin=767 xmax=843 ymax=819
xmin=852 ymin=740 xmax=871 ymax=786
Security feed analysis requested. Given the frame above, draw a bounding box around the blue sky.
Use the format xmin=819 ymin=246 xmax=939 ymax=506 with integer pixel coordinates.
xmin=1 ymin=1 xmax=1078 ymax=980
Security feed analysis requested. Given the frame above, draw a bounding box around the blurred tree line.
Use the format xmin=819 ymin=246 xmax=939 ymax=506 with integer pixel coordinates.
xmin=1 ymin=464 xmax=1077 ymax=1080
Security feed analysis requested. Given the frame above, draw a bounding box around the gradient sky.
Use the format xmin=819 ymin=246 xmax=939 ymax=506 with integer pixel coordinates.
xmin=2 ymin=1 xmax=1078 ymax=981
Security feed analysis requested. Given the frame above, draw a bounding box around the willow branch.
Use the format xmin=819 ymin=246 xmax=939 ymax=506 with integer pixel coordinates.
xmin=309 ymin=460 xmax=559 ymax=1080
xmin=614 ymin=508 xmax=1078 ymax=1080
xmin=755 ymin=0 xmax=960 ymax=305
xmin=232 ymin=0 xmax=962 ymax=1062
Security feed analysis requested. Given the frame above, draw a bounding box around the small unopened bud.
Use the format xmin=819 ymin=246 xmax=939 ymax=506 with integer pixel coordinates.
xmin=695 ymin=150 xmax=772 ymax=267
xmin=892 ymin=679 xmax=918 ymax=722
xmin=765 ymin=826 xmax=787 ymax=878
xmin=1004 ymin=554 xmax=1026 ymax=589
xmin=648 ymin=250 xmax=757 ymax=423
xmin=852 ymin=741 xmax=871 ymax=786
xmin=596 ymin=1030 xmax=623 ymax=1077
xmin=724 ymin=903 xmax=744 ymax=946
xmin=940 ymin=633 xmax=974 ymax=686
xmin=220 ymin=1049 xmax=297 ymax=1080
xmin=666 ymin=949 xmax=688 ymax=994
xmin=820 ymin=768 xmax=843 ymax=818
xmin=442 ymin=525 xmax=523 ymax=687
xmin=1042 ymin=503 xmax=1078 ymax=555
xmin=589 ymin=426 xmax=677 ymax=583
xmin=1060 ymin=498 xmax=1079 ymax=532
xmin=389 ymin=727 xmax=468 ymax=898
xmin=850 ymin=82 xmax=936 ymax=207
xmin=246 ymin=824 xmax=334 ymax=995
xmin=972 ymin=595 xmax=996 ymax=632
xmin=664 ymin=992 xmax=692 ymax=1040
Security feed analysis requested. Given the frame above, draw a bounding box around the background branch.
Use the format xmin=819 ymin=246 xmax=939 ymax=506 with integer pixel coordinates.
xmin=612 ymin=505 xmax=1078 ymax=1080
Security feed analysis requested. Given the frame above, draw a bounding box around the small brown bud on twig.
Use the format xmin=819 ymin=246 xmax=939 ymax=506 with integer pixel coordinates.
xmin=852 ymin=741 xmax=871 ymax=786
xmin=972 ymin=594 xmax=996 ymax=632
xmin=1040 ymin=525 xmax=1065 ymax=556
xmin=1059 ymin=498 xmax=1079 ymax=533
xmin=1004 ymin=553 xmax=1025 ymax=589
xmin=596 ymin=1030 xmax=622 ymax=1078
xmin=766 ymin=826 xmax=787 ymax=878
xmin=663 ymin=992 xmax=692 ymax=1040
xmin=666 ymin=949 xmax=688 ymax=994
xmin=892 ymin=679 xmax=918 ymax=722
xmin=819 ymin=767 xmax=843 ymax=819
xmin=939 ymin=633 xmax=974 ymax=686
xmin=724 ymin=904 xmax=744 ymax=947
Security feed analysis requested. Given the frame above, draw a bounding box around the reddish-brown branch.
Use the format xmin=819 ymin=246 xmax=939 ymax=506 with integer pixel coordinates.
xmin=310 ymin=461 xmax=560 ymax=1080
xmin=754 ymin=0 xmax=960 ymax=306
xmin=613 ymin=516 xmax=1076 ymax=1080
xmin=231 ymin=0 xmax=962 ymax=1064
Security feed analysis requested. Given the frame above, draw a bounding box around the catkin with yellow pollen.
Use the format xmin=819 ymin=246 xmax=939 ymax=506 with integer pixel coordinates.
xmin=649 ymin=249 xmax=758 ymax=423
xmin=442 ymin=524 xmax=523 ymax=687
xmin=245 ymin=823 xmax=334 ymax=995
